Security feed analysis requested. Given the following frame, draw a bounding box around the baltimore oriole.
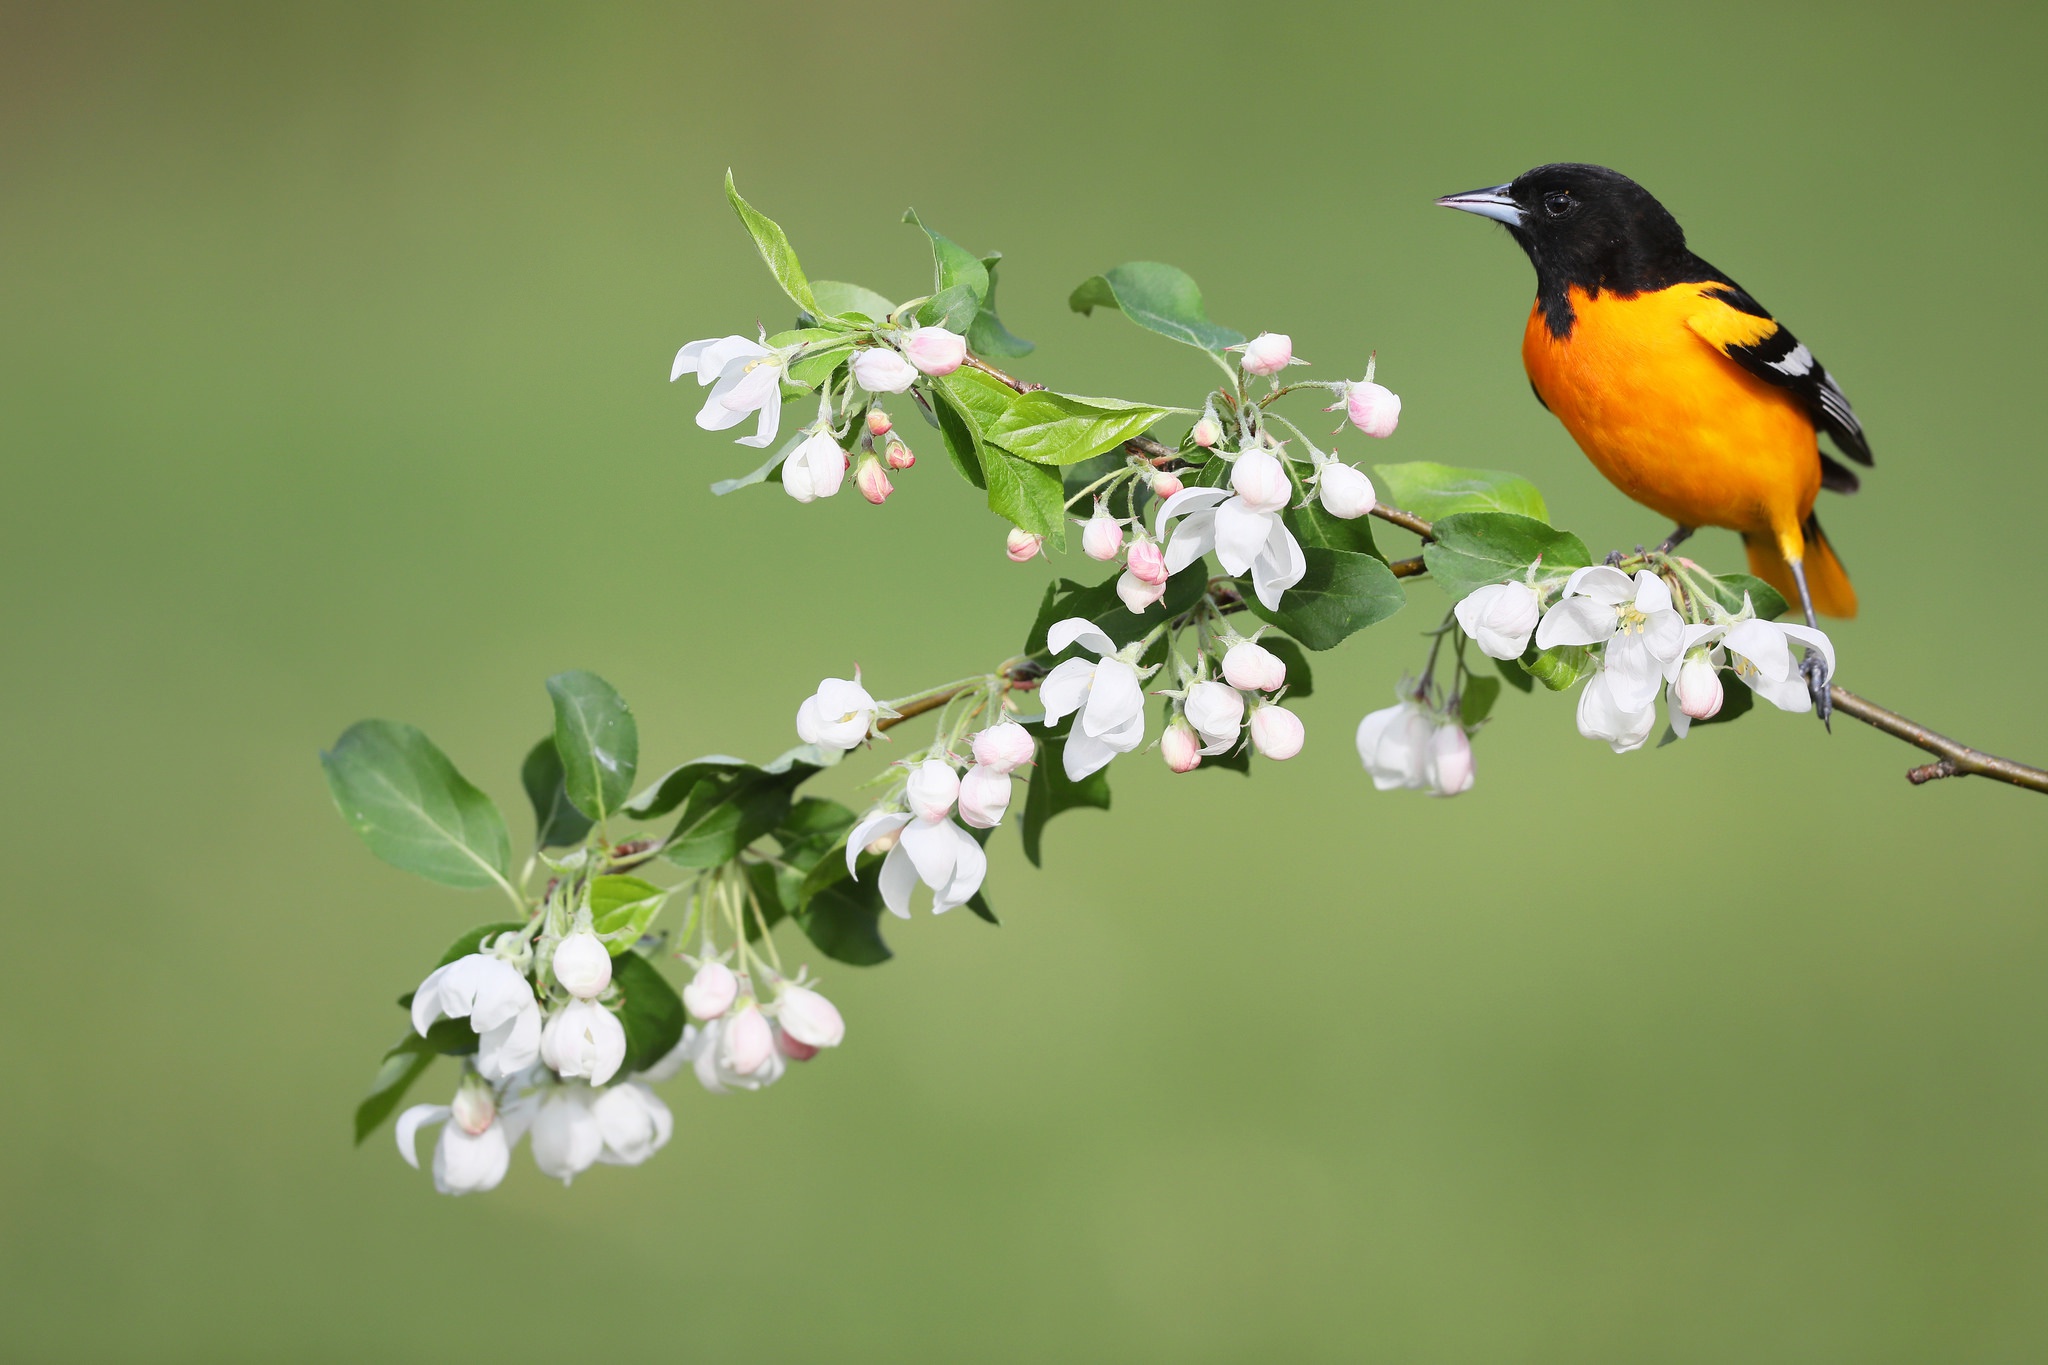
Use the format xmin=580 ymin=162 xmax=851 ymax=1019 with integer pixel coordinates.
xmin=1438 ymin=163 xmax=1871 ymax=714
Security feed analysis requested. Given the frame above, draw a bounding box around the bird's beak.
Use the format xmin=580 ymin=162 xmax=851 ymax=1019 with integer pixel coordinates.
xmin=1435 ymin=185 xmax=1524 ymax=227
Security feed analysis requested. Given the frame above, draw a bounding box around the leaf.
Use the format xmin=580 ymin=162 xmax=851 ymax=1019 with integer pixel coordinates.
xmin=1261 ymin=636 xmax=1314 ymax=699
xmin=986 ymin=391 xmax=1169 ymax=467
xmin=775 ymin=797 xmax=858 ymax=866
xmin=1705 ymin=572 xmax=1789 ymax=621
xmin=1020 ymin=723 xmax=1112 ymax=867
xmin=623 ymin=756 xmax=753 ymax=821
xmin=1283 ymin=500 xmax=1382 ymax=559
xmin=1422 ymin=513 xmax=1592 ymax=602
xmin=1460 ymin=676 xmax=1503 ymax=727
xmin=1525 ymin=643 xmax=1594 ymax=691
xmin=919 ymin=282 xmax=981 ymax=332
xmin=1496 ymin=656 xmax=1536 ymax=693
xmin=938 ymin=365 xmax=1017 ymax=427
xmin=930 ymin=375 xmax=988 ymax=489
xmin=785 ymin=340 xmax=855 ymax=390
xmin=1023 ymin=563 xmax=1208 ymax=658
xmin=1069 ymin=262 xmax=1244 ymax=353
xmin=810 ymin=279 xmax=895 ymax=321
xmin=1244 ymin=548 xmax=1406 ymax=650
xmin=520 ymin=737 xmax=593 ymax=850
xmin=724 ymin=171 xmax=819 ymax=316
xmin=984 ymin=447 xmax=1068 ymax=549
xmin=902 ymin=208 xmax=991 ymax=305
xmin=1372 ymin=461 xmax=1549 ymax=522
xmin=795 ymin=853 xmax=894 ymax=967
xmin=709 ymin=430 xmax=803 ymax=497
xmin=741 ymin=861 xmax=788 ymax=941
xmin=546 ymin=671 xmax=638 ymax=823
xmin=612 ymin=951 xmax=686 ymax=1077
xmin=354 ymin=1046 xmax=436 ymax=1146
xmin=967 ymin=254 xmax=1034 ymax=358
xmin=321 ymin=720 xmax=512 ymax=890
xmin=966 ymin=890 xmax=999 ymax=925
xmin=589 ymin=875 xmax=666 ymax=954
xmin=662 ymin=765 xmax=811 ymax=868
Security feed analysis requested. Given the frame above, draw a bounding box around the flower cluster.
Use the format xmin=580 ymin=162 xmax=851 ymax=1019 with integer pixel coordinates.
xmin=1356 ymin=694 xmax=1475 ymax=795
xmin=1162 ymin=633 xmax=1304 ymax=770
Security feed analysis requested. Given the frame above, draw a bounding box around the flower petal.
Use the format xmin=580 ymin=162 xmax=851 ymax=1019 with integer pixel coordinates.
xmin=1161 ymin=509 xmax=1217 ymax=574
xmin=1062 ymin=726 xmax=1120 ymax=780
xmin=1535 ymin=597 xmax=1618 ymax=649
xmin=1631 ymin=570 xmax=1673 ymax=616
xmin=844 ymin=811 xmax=911 ymax=877
xmin=1151 ymin=484 xmax=1230 ymax=540
xmin=1211 ymin=498 xmax=1271 ymax=576
xmin=932 ymin=825 xmax=987 ymax=914
xmin=898 ymin=817 xmax=960 ymax=890
xmin=1079 ymin=659 xmax=1144 ymax=737
xmin=1251 ymin=517 xmax=1306 ymax=610
xmin=395 ymin=1104 xmax=450 ymax=1170
xmin=737 ymin=387 xmax=784 ymax=449
xmin=1037 ymin=658 xmax=1096 ymax=727
xmin=1563 ymin=564 xmax=1635 ymax=604
xmin=1047 ymin=617 xmax=1118 ymax=657
xmin=878 ymin=843 xmax=919 ymax=919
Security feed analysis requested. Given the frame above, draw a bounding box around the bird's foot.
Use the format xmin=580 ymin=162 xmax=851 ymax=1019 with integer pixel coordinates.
xmin=1656 ymin=524 xmax=1696 ymax=555
xmin=1802 ymin=652 xmax=1833 ymax=729
xmin=1604 ymin=549 xmax=1625 ymax=568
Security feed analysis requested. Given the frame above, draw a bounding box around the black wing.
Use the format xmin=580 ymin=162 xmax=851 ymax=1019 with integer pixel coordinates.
xmin=1701 ymin=282 xmax=1874 ymax=490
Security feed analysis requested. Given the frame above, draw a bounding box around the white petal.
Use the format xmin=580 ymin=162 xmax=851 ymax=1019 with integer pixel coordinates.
xmin=1631 ymin=570 xmax=1673 ymax=616
xmin=1250 ymin=518 xmax=1306 ymax=610
xmin=1603 ymin=636 xmax=1665 ymax=713
xmin=696 ymin=365 xmax=756 ymax=431
xmin=1723 ymin=621 xmax=1794 ymax=682
xmin=1535 ymin=597 xmax=1618 ymax=649
xmin=878 ymin=843 xmax=919 ymax=919
xmin=1161 ymin=511 xmax=1217 ymax=574
xmin=932 ymin=825 xmax=988 ymax=914
xmin=1079 ymin=659 xmax=1144 ymax=737
xmin=737 ymin=384 xmax=784 ymax=449
xmin=845 ymin=811 xmax=911 ymax=876
xmin=1563 ymin=564 xmax=1635 ymax=605
xmin=1666 ymin=681 xmax=1693 ymax=740
xmin=897 ymin=817 xmax=960 ymax=890
xmin=1151 ymin=484 xmax=1230 ymax=541
xmin=410 ymin=961 xmax=456 ymax=1036
xmin=1211 ymin=498 xmax=1271 ymax=576
xmin=395 ymin=1104 xmax=450 ymax=1169
xmin=1062 ymin=726 xmax=1120 ymax=780
xmin=1047 ymin=617 xmax=1118 ymax=657
xmin=1037 ymin=658 xmax=1096 ymax=726
xmin=1778 ymin=623 xmax=1837 ymax=684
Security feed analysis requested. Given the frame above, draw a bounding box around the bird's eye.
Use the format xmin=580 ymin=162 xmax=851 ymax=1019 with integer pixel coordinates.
xmin=1542 ymin=191 xmax=1574 ymax=217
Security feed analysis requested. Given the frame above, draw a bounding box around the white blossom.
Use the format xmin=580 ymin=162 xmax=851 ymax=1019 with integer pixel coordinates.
xmin=1038 ymin=618 xmax=1147 ymax=778
xmin=957 ymin=763 xmax=1013 ymax=828
xmin=680 ymin=1018 xmax=786 ymax=1094
xmin=1536 ymin=566 xmax=1684 ymax=710
xmin=843 ymin=806 xmax=988 ymax=917
xmin=1427 ymin=722 xmax=1474 ymax=794
xmin=673 ymin=335 xmax=787 ymax=449
xmin=1722 ymin=616 xmax=1835 ymax=713
xmin=1233 ymin=331 xmax=1302 ymax=376
xmin=1329 ymin=379 xmax=1401 ymax=438
xmin=851 ymin=346 xmax=918 ymax=393
xmin=970 ymin=721 xmax=1035 ymax=774
xmin=1576 ymin=666 xmax=1658 ymax=753
xmin=1355 ymin=698 xmax=1436 ymax=790
xmin=905 ymin=758 xmax=960 ymax=823
xmin=795 ymin=676 xmax=878 ymax=751
xmin=1190 ymin=415 xmax=1221 ymax=448
xmin=593 ymin=1083 xmax=673 ymax=1166
xmin=1249 ymin=703 xmax=1305 ymax=760
xmin=551 ymin=932 xmax=612 ymax=1000
xmin=529 ymin=1087 xmax=605 ymax=1183
xmin=396 ymin=1099 xmax=513 ymax=1196
xmin=541 ymin=999 xmax=627 ymax=1086
xmin=901 ymin=325 xmax=967 ymax=376
xmin=1184 ymin=680 xmax=1245 ymax=754
xmin=1221 ymin=640 xmax=1286 ymax=692
xmin=1154 ymin=467 xmax=1306 ymax=612
xmin=410 ymin=953 xmax=542 ymax=1082
xmin=1081 ymin=501 xmax=1124 ymax=561
xmin=1117 ymin=569 xmax=1166 ymax=613
xmin=775 ymin=983 xmax=845 ymax=1049
xmin=782 ymin=429 xmax=847 ymax=503
xmin=1454 ymin=582 xmax=1542 ymax=661
xmin=682 ymin=960 xmax=739 ymax=1020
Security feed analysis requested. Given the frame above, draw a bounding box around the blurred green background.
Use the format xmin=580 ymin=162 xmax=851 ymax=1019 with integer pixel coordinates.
xmin=5 ymin=2 xmax=2046 ymax=1359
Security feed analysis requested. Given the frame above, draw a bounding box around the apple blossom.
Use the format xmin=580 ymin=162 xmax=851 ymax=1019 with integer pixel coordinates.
xmin=1151 ymin=470 xmax=1185 ymax=499
xmin=1355 ymin=698 xmax=1436 ymax=790
xmin=1235 ymin=331 xmax=1301 ymax=377
xmin=1191 ymin=414 xmax=1222 ymax=448
xmin=1230 ymin=448 xmax=1293 ymax=513
xmin=1427 ymin=722 xmax=1474 ymax=794
xmin=681 ymin=1018 xmax=787 ymax=1094
xmin=1454 ymin=582 xmax=1542 ymax=661
xmin=906 ymin=758 xmax=961 ymax=822
xmin=724 ymin=1002 xmax=775 ymax=1074
xmin=593 ymin=1083 xmax=673 ymax=1166
xmin=844 ymin=806 xmax=988 ymax=917
xmin=1221 ymin=639 xmax=1286 ymax=692
xmin=885 ymin=438 xmax=915 ymax=470
xmin=1038 ymin=618 xmax=1148 ymax=779
xmin=683 ymin=959 xmax=739 ymax=1020
xmin=1005 ymin=528 xmax=1043 ymax=562
xmin=1125 ymin=538 xmax=1167 ymax=585
xmin=1722 ymin=616 xmax=1836 ymax=713
xmin=1576 ymin=666 xmax=1658 ymax=753
xmin=1536 ymin=566 xmax=1684 ymax=711
xmin=1160 ymin=716 xmax=1202 ymax=772
xmin=449 ymin=1076 xmax=496 ymax=1135
xmin=957 ymin=762 xmax=1013 ymax=828
xmin=782 ymin=429 xmax=847 ymax=503
xmin=541 ymin=998 xmax=628 ymax=1085
xmin=1156 ymin=478 xmax=1307 ymax=612
xmin=1117 ymin=569 xmax=1166 ymax=613
xmin=1249 ymin=702 xmax=1305 ymax=760
xmin=970 ymin=721 xmax=1035 ymax=774
xmin=1315 ymin=461 xmax=1376 ymax=519
xmin=411 ymin=953 xmax=542 ymax=1082
xmin=1184 ymin=680 xmax=1245 ymax=754
xmin=1082 ymin=501 xmax=1124 ymax=561
xmin=530 ymin=1087 xmax=604 ymax=1184
xmin=866 ymin=408 xmax=892 ymax=437
xmin=775 ymin=983 xmax=845 ymax=1049
xmin=673 ymin=334 xmax=788 ymax=449
xmin=795 ymin=676 xmax=878 ymax=751
xmin=1672 ymin=651 xmax=1725 ymax=721
xmin=855 ymin=456 xmax=894 ymax=504
xmin=551 ymin=931 xmax=611 ymax=1000
xmin=851 ymin=346 xmax=918 ymax=394
xmin=901 ymin=325 xmax=966 ymax=376
xmin=397 ymin=1099 xmax=513 ymax=1196
xmin=1329 ymin=379 xmax=1401 ymax=438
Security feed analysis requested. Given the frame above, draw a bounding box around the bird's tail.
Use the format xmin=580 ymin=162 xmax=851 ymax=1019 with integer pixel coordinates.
xmin=1744 ymin=513 xmax=1857 ymax=619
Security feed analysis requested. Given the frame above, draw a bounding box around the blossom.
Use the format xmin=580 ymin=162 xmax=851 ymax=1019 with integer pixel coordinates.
xmin=673 ymin=335 xmax=787 ymax=449
xmin=1005 ymin=528 xmax=1043 ymax=562
xmin=905 ymin=758 xmax=960 ymax=823
xmin=411 ymin=953 xmax=542 ymax=1082
xmin=866 ymin=409 xmax=893 ymax=437
xmin=1355 ymin=698 xmax=1436 ymax=790
xmin=777 ymin=1026 xmax=819 ymax=1061
xmin=1314 ymin=461 xmax=1376 ymax=519
xmin=682 ymin=960 xmax=738 ymax=1020
xmin=530 ymin=1087 xmax=604 ymax=1183
xmin=397 ymin=1101 xmax=513 ymax=1196
xmin=681 ymin=1018 xmax=786 ymax=1094
xmin=795 ymin=676 xmax=878 ymax=751
xmin=723 ymin=1002 xmax=775 ymax=1075
xmin=1249 ymin=702 xmax=1305 ymax=760
xmin=593 ymin=1083 xmax=673 ymax=1166
xmin=1234 ymin=331 xmax=1302 ymax=376
xmin=1454 ymin=582 xmax=1542 ymax=660
xmin=1082 ymin=501 xmax=1124 ymax=561
xmin=970 ymin=721 xmax=1035 ymax=774
xmin=844 ymin=804 xmax=988 ymax=918
xmin=1155 ymin=457 xmax=1307 ymax=611
xmin=1221 ymin=639 xmax=1286 ymax=692
xmin=1038 ymin=618 xmax=1147 ymax=779
xmin=1125 ymin=538 xmax=1167 ymax=585
xmin=1329 ymin=379 xmax=1401 ymax=437
xmin=1161 ymin=717 xmax=1202 ymax=772
xmin=1184 ymin=680 xmax=1245 ymax=754
xmin=1576 ymin=666 xmax=1658 ymax=753
xmin=885 ymin=438 xmax=915 ymax=470
xmin=1722 ymin=616 xmax=1835 ymax=713
xmin=1427 ymin=722 xmax=1474 ymax=794
xmin=851 ymin=346 xmax=918 ymax=394
xmin=541 ymin=999 xmax=627 ymax=1086
xmin=957 ymin=763 xmax=1013 ymax=828
xmin=552 ymin=931 xmax=611 ymax=1000
xmin=1535 ymin=566 xmax=1684 ymax=710
xmin=901 ymin=325 xmax=967 ymax=376
xmin=775 ymin=983 xmax=845 ymax=1049
xmin=1150 ymin=471 xmax=1185 ymax=499
xmin=1671 ymin=650 xmax=1724 ymax=722
xmin=854 ymin=456 xmax=894 ymax=504
xmin=1190 ymin=416 xmax=1221 ymax=448
xmin=782 ymin=429 xmax=847 ymax=503
xmin=1117 ymin=570 xmax=1166 ymax=613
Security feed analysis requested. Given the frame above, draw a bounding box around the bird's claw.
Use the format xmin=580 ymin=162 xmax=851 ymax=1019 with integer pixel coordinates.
xmin=1802 ymin=652 xmax=1833 ymax=729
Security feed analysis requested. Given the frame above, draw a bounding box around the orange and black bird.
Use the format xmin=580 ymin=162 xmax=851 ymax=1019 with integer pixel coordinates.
xmin=1437 ymin=164 xmax=1871 ymax=715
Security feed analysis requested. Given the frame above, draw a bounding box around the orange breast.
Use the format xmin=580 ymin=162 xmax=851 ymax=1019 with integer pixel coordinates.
xmin=1522 ymin=283 xmax=1820 ymax=544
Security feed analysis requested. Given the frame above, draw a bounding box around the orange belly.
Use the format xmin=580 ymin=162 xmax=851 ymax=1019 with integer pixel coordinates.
xmin=1522 ymin=283 xmax=1820 ymax=552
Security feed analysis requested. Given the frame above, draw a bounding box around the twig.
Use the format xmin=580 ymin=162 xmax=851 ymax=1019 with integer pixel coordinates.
xmin=1829 ymin=686 xmax=2048 ymax=793
xmin=1370 ymin=503 xmax=1435 ymax=542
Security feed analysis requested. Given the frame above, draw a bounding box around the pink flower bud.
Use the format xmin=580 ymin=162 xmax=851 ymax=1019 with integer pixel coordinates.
xmin=905 ymin=758 xmax=959 ymax=823
xmin=777 ymin=1027 xmax=819 ymax=1061
xmin=866 ymin=409 xmax=893 ymax=437
xmin=1151 ymin=470 xmax=1185 ymax=499
xmin=1674 ymin=653 xmax=1724 ymax=720
xmin=1230 ymin=448 xmax=1292 ymax=514
xmin=957 ymin=763 xmax=1013 ymax=828
xmin=1190 ymin=417 xmax=1221 ymax=448
xmin=1117 ymin=570 xmax=1166 ymax=613
xmin=724 ymin=1003 xmax=774 ymax=1075
xmin=1081 ymin=501 xmax=1124 ymax=561
xmin=1160 ymin=717 xmax=1202 ymax=772
xmin=1249 ymin=703 xmax=1305 ymax=760
xmin=1334 ymin=380 xmax=1401 ymax=438
xmin=1222 ymin=640 xmax=1286 ymax=692
xmin=902 ymin=325 xmax=967 ymax=376
xmin=851 ymin=347 xmax=918 ymax=394
xmin=551 ymin=931 xmax=612 ymax=1000
xmin=885 ymin=439 xmax=915 ymax=470
xmin=1316 ymin=462 xmax=1376 ymax=520
xmin=1005 ymin=528 xmax=1043 ymax=562
xmin=855 ymin=457 xmax=894 ymax=504
xmin=450 ymin=1078 xmax=497 ymax=1136
xmin=1426 ymin=722 xmax=1474 ymax=795
xmin=775 ymin=983 xmax=845 ymax=1048
xmin=971 ymin=722 xmax=1035 ymax=774
xmin=683 ymin=960 xmax=739 ymax=1020
xmin=1237 ymin=331 xmax=1296 ymax=377
xmin=1125 ymin=538 xmax=1167 ymax=585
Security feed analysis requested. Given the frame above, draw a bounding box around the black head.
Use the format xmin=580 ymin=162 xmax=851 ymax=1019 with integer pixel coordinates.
xmin=1437 ymin=164 xmax=1704 ymax=333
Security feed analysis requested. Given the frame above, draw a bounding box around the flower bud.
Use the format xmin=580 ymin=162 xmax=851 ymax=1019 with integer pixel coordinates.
xmin=1426 ymin=722 xmax=1474 ymax=795
xmin=1221 ymin=640 xmax=1286 ymax=691
xmin=1316 ymin=462 xmax=1376 ymax=519
xmin=851 ymin=346 xmax=918 ymax=394
xmin=1230 ymin=448 xmax=1292 ymax=514
xmin=1081 ymin=501 xmax=1124 ymax=561
xmin=434 ymin=1121 xmax=511 ymax=1194
xmin=783 ymin=430 xmax=847 ymax=504
xmin=1005 ymin=527 xmax=1043 ymax=562
xmin=1125 ymin=538 xmax=1168 ymax=585
xmin=723 ymin=1002 xmax=774 ymax=1075
xmin=885 ymin=438 xmax=915 ymax=470
xmin=902 ymin=325 xmax=967 ymax=376
xmin=1191 ymin=416 xmax=1222 ymax=448
xmin=970 ymin=721 xmax=1035 ymax=774
xmin=450 ymin=1077 xmax=497 ymax=1136
xmin=1117 ymin=569 xmax=1166 ymax=613
xmin=1453 ymin=582 xmax=1541 ymax=661
xmin=1160 ymin=717 xmax=1202 ymax=773
xmin=1674 ymin=652 xmax=1725 ymax=720
xmin=1151 ymin=470 xmax=1185 ymax=499
xmin=1238 ymin=331 xmax=1296 ymax=377
xmin=551 ymin=931 xmax=612 ymax=1000
xmin=777 ymin=1028 xmax=820 ymax=1062
xmin=1184 ymin=680 xmax=1245 ymax=748
xmin=775 ymin=983 xmax=845 ymax=1048
xmin=1336 ymin=380 xmax=1401 ymax=438
xmin=593 ymin=1083 xmax=673 ymax=1166
xmin=905 ymin=758 xmax=960 ymax=823
xmin=541 ymin=999 xmax=628 ymax=1086
xmin=866 ymin=408 xmax=893 ymax=437
xmin=530 ymin=1088 xmax=602 ymax=1185
xmin=795 ymin=676 xmax=878 ymax=751
xmin=957 ymin=762 xmax=1013 ymax=828
xmin=854 ymin=456 xmax=894 ymax=504
xmin=1249 ymin=703 xmax=1305 ymax=760
xmin=683 ymin=960 xmax=739 ymax=1020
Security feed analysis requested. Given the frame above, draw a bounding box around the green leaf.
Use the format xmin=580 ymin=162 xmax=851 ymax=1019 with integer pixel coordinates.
xmin=810 ymin=279 xmax=895 ymax=322
xmin=1023 ymin=563 xmax=1208 ymax=658
xmin=785 ymin=340 xmax=855 ymax=390
xmin=1283 ymin=500 xmax=1382 ymax=558
xmin=321 ymin=720 xmax=512 ymax=890
xmin=520 ymin=737 xmax=593 ymax=850
xmin=1459 ymin=676 xmax=1502 ymax=727
xmin=1260 ymin=636 xmax=1314 ymax=699
xmin=938 ymin=366 xmax=1016 ymax=427
xmin=1422 ymin=513 xmax=1592 ymax=602
xmin=1068 ymin=262 xmax=1244 ymax=353
xmin=612 ymin=951 xmax=686 ymax=1077
xmin=987 ymin=391 xmax=1168 ymax=467
xmin=1372 ymin=461 xmax=1549 ymax=522
xmin=967 ymin=254 xmax=1034 ymax=358
xmin=709 ymin=431 xmax=803 ymax=498
xmin=966 ymin=890 xmax=998 ymax=925
xmin=354 ymin=1045 xmax=436 ymax=1146
xmin=623 ymin=756 xmax=753 ymax=821
xmin=902 ymin=208 xmax=990 ymax=305
xmin=919 ymin=282 xmax=981 ymax=332
xmin=1496 ymin=656 xmax=1536 ymax=693
xmin=1020 ymin=723 xmax=1112 ymax=867
xmin=662 ymin=765 xmax=812 ymax=868
xmin=1705 ymin=572 xmax=1789 ymax=621
xmin=589 ymin=875 xmax=666 ymax=954
xmin=930 ymin=376 xmax=987 ymax=489
xmin=546 ymin=670 xmax=638 ymax=824
xmin=1525 ymin=643 xmax=1595 ymax=691
xmin=775 ymin=797 xmax=858 ymax=866
xmin=794 ymin=851 xmax=894 ymax=967
xmin=740 ymin=860 xmax=789 ymax=942
xmin=984 ymin=447 xmax=1068 ymax=549
xmin=724 ymin=171 xmax=819 ymax=316
xmin=1244 ymin=548 xmax=1406 ymax=650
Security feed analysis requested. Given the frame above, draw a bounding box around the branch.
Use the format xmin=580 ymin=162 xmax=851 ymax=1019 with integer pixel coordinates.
xmin=1828 ymin=685 xmax=2048 ymax=793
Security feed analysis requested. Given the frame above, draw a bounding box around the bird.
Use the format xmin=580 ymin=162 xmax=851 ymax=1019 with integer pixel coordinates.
xmin=1436 ymin=163 xmax=1870 ymax=717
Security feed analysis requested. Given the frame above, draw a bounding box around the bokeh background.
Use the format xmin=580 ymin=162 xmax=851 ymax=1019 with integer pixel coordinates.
xmin=6 ymin=2 xmax=2046 ymax=1359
